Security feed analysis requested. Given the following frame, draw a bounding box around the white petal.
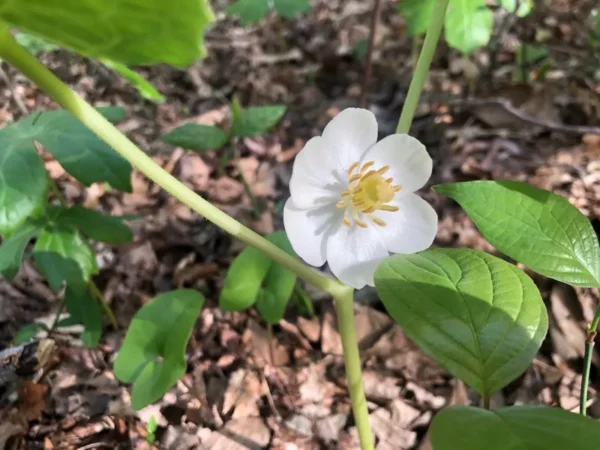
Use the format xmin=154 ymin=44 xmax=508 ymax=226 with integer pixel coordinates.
xmin=284 ymin=198 xmax=341 ymax=267
xmin=322 ymin=108 xmax=378 ymax=176
xmin=289 ymin=136 xmax=345 ymax=209
xmin=326 ymin=223 xmax=388 ymax=289
xmin=375 ymin=193 xmax=438 ymax=254
xmin=362 ymin=134 xmax=432 ymax=193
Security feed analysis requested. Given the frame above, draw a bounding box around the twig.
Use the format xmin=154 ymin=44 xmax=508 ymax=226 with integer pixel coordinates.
xmin=580 ymin=307 xmax=600 ymax=415
xmin=0 ymin=63 xmax=28 ymax=115
xmin=451 ymin=98 xmax=600 ymax=135
xmin=359 ymin=0 xmax=383 ymax=108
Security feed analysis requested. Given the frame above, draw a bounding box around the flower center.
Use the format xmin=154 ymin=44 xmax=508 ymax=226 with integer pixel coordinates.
xmin=336 ymin=160 xmax=402 ymax=228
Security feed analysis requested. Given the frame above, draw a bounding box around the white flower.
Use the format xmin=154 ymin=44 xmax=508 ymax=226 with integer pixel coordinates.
xmin=283 ymin=108 xmax=438 ymax=289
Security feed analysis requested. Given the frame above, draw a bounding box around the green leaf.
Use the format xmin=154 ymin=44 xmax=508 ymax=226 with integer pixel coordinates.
xmin=374 ymin=248 xmax=548 ymax=398
xmin=0 ymin=220 xmax=44 ymax=279
xmin=498 ymin=0 xmax=533 ymax=17
xmin=256 ymin=231 xmax=297 ymax=324
xmin=64 ymin=286 xmax=102 ymax=347
xmin=220 ymin=247 xmax=272 ymax=311
xmin=0 ymin=126 xmax=48 ymax=236
xmin=231 ymin=105 xmax=286 ymax=138
xmin=226 ymin=0 xmax=270 ymax=25
xmin=398 ymin=0 xmax=435 ymax=36
xmin=97 ymin=106 xmax=127 ymax=123
xmin=15 ymin=32 xmax=58 ymax=54
xmin=431 ymin=405 xmax=600 ymax=450
xmin=102 ymin=60 xmax=165 ymax=103
xmin=1 ymin=0 xmax=215 ymax=67
xmin=274 ymin=0 xmax=310 ymax=19
xmin=434 ymin=181 xmax=600 ymax=287
xmin=159 ymin=123 xmax=228 ymax=152
xmin=114 ymin=290 xmax=204 ymax=410
xmin=33 ymin=225 xmax=98 ymax=293
xmin=515 ymin=44 xmax=549 ymax=66
xmin=13 ymin=323 xmax=49 ymax=343
xmin=55 ymin=205 xmax=133 ymax=244
xmin=445 ymin=0 xmax=493 ymax=55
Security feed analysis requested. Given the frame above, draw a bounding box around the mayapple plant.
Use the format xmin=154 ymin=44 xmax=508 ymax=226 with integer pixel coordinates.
xmin=1 ymin=1 xmax=600 ymax=450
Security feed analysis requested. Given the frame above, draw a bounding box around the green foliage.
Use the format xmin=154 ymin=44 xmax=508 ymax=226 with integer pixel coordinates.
xmin=15 ymin=32 xmax=57 ymax=54
xmin=398 ymin=0 xmax=436 ymax=36
xmin=498 ymin=0 xmax=533 ymax=17
xmin=374 ymin=248 xmax=548 ymax=398
xmin=33 ymin=225 xmax=98 ymax=293
xmin=434 ymin=181 xmax=600 ymax=287
xmin=114 ymin=290 xmax=204 ymax=410
xmin=146 ymin=415 xmax=158 ymax=443
xmin=54 ymin=205 xmax=133 ymax=244
xmin=1 ymin=0 xmax=215 ymax=67
xmin=0 ymin=219 xmax=44 ymax=279
xmin=431 ymin=405 xmax=600 ymax=449
xmin=13 ymin=323 xmax=49 ymax=343
xmin=231 ymin=105 xmax=286 ymax=138
xmin=159 ymin=123 xmax=228 ymax=152
xmin=445 ymin=0 xmax=493 ymax=55
xmin=64 ymin=286 xmax=103 ymax=347
xmin=102 ymin=60 xmax=165 ymax=103
xmin=226 ymin=0 xmax=309 ymax=25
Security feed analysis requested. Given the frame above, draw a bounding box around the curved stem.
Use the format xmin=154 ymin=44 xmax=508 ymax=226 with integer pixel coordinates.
xmin=580 ymin=306 xmax=600 ymax=415
xmin=335 ymin=286 xmax=374 ymax=450
xmin=396 ymin=0 xmax=449 ymax=134
xmin=0 ymin=29 xmax=346 ymax=298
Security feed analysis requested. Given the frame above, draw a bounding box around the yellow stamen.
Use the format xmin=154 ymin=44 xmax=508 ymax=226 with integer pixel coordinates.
xmin=371 ymin=217 xmax=386 ymax=227
xmin=380 ymin=205 xmax=399 ymax=212
xmin=343 ymin=216 xmax=351 ymax=227
xmin=347 ymin=162 xmax=359 ymax=176
xmin=360 ymin=161 xmax=375 ymax=173
xmin=336 ymin=200 xmax=346 ymax=209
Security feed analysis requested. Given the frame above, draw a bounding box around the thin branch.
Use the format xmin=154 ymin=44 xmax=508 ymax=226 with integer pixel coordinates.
xmin=359 ymin=0 xmax=383 ymax=108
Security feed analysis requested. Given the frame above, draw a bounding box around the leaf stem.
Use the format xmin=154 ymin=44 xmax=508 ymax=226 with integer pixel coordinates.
xmin=580 ymin=306 xmax=600 ymax=415
xmin=335 ymin=286 xmax=374 ymax=450
xmin=396 ymin=0 xmax=449 ymax=134
xmin=0 ymin=29 xmax=347 ymax=299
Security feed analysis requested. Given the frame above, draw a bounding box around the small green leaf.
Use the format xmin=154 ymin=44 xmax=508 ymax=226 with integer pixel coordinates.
xmin=159 ymin=123 xmax=228 ymax=152
xmin=102 ymin=60 xmax=165 ymax=103
xmin=13 ymin=323 xmax=49 ymax=343
xmin=256 ymin=231 xmax=297 ymax=324
xmin=515 ymin=44 xmax=549 ymax=66
xmin=274 ymin=0 xmax=310 ymax=19
xmin=15 ymin=32 xmax=58 ymax=54
xmin=434 ymin=181 xmax=600 ymax=287
xmin=0 ymin=220 xmax=44 ymax=279
xmin=2 ymin=0 xmax=215 ymax=67
xmin=220 ymin=247 xmax=272 ymax=311
xmin=231 ymin=105 xmax=286 ymax=138
xmin=114 ymin=290 xmax=204 ymax=410
xmin=226 ymin=0 xmax=270 ymax=25
xmin=97 ymin=106 xmax=127 ymax=123
xmin=64 ymin=286 xmax=102 ymax=347
xmin=398 ymin=0 xmax=435 ymax=36
xmin=0 ymin=127 xmax=48 ymax=236
xmin=445 ymin=0 xmax=493 ymax=55
xmin=33 ymin=225 xmax=98 ymax=293
xmin=431 ymin=405 xmax=600 ymax=450
xmin=498 ymin=0 xmax=533 ymax=17
xmin=55 ymin=205 xmax=133 ymax=244
xmin=374 ymin=248 xmax=548 ymax=398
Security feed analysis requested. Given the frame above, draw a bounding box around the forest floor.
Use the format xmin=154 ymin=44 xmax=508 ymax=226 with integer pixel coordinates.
xmin=2 ymin=0 xmax=600 ymax=449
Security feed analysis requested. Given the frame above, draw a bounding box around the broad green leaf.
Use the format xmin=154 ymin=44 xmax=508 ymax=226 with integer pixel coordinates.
xmin=2 ymin=0 xmax=215 ymax=67
xmin=498 ymin=0 xmax=533 ymax=17
xmin=102 ymin=60 xmax=165 ymax=103
xmin=398 ymin=0 xmax=435 ymax=36
xmin=231 ymin=105 xmax=286 ymax=138
xmin=374 ymin=248 xmax=548 ymax=398
xmin=97 ymin=106 xmax=127 ymax=123
xmin=15 ymin=32 xmax=57 ymax=54
xmin=434 ymin=181 xmax=600 ymax=287
xmin=114 ymin=290 xmax=204 ymax=410
xmin=220 ymin=247 xmax=272 ymax=311
xmin=226 ymin=0 xmax=270 ymax=25
xmin=13 ymin=323 xmax=49 ymax=343
xmin=445 ymin=0 xmax=493 ymax=55
xmin=33 ymin=225 xmax=98 ymax=293
xmin=0 ymin=220 xmax=44 ymax=279
xmin=0 ymin=127 xmax=48 ymax=236
xmin=431 ymin=405 xmax=600 ymax=450
xmin=55 ymin=205 xmax=133 ymax=244
xmin=274 ymin=0 xmax=310 ymax=19
xmin=64 ymin=285 xmax=102 ymax=347
xmin=256 ymin=231 xmax=297 ymax=324
xmin=159 ymin=123 xmax=228 ymax=152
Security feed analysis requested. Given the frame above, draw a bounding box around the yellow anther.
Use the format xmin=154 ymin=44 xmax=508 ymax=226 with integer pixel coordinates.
xmin=336 ymin=200 xmax=346 ymax=209
xmin=376 ymin=165 xmax=390 ymax=175
xmin=380 ymin=205 xmax=399 ymax=212
xmin=371 ymin=216 xmax=386 ymax=227
xmin=343 ymin=216 xmax=351 ymax=227
xmin=360 ymin=161 xmax=375 ymax=173
xmin=349 ymin=174 xmax=361 ymax=183
xmin=347 ymin=162 xmax=359 ymax=176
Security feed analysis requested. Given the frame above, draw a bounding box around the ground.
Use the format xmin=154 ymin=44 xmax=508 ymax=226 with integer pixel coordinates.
xmin=2 ymin=0 xmax=600 ymax=449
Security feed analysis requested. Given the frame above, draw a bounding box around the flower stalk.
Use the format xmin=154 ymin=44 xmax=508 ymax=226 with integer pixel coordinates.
xmin=580 ymin=306 xmax=600 ymax=415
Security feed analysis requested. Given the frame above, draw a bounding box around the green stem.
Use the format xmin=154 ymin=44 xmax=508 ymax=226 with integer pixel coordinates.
xmin=396 ymin=0 xmax=449 ymax=134
xmin=580 ymin=306 xmax=600 ymax=415
xmin=335 ymin=287 xmax=374 ymax=450
xmin=0 ymin=29 xmax=345 ymax=299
